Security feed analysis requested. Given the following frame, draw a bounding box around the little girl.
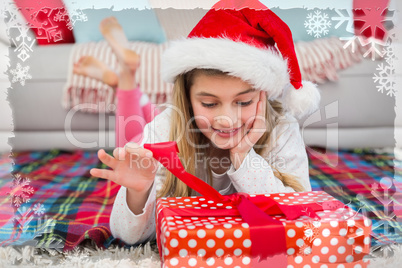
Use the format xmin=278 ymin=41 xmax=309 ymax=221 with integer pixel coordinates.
xmin=90 ymin=1 xmax=321 ymax=246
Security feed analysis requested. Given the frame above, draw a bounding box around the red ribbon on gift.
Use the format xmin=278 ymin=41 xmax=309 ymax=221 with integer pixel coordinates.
xmin=144 ymin=141 xmax=325 ymax=266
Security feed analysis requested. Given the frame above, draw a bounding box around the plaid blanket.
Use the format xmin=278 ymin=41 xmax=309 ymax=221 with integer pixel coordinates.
xmin=0 ymin=150 xmax=124 ymax=251
xmin=0 ymin=147 xmax=401 ymax=252
xmin=308 ymin=147 xmax=402 ymax=246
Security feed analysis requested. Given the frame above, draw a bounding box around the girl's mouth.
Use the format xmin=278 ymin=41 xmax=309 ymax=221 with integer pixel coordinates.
xmin=212 ymin=126 xmax=241 ymax=137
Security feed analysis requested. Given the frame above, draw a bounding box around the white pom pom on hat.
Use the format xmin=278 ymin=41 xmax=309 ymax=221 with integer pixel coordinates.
xmin=161 ymin=0 xmax=321 ymax=119
xmin=281 ymin=81 xmax=321 ymax=119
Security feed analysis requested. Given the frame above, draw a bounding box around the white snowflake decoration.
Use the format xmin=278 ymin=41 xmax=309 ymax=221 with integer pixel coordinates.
xmin=3 ymin=2 xmax=34 ymax=84
xmin=59 ymin=1 xmax=87 ymax=30
xmin=332 ymin=9 xmax=354 ymax=33
xmin=304 ymin=10 xmax=332 ymax=38
xmin=383 ymin=42 xmax=396 ymax=66
xmin=361 ymin=37 xmax=387 ymax=60
xmin=299 ymin=244 xmax=313 ymax=256
xmin=340 ymin=35 xmax=386 ymax=61
xmin=297 ymin=220 xmax=321 ymax=256
xmin=12 ymin=26 xmax=35 ymax=62
xmin=373 ymin=62 xmax=397 ymax=97
xmin=303 ymin=220 xmax=321 ymax=243
xmin=368 ymin=180 xmax=397 ymax=237
xmin=32 ymin=214 xmax=64 ymax=250
xmin=373 ymin=34 xmax=398 ymax=97
xmin=3 ymin=4 xmax=25 ymax=29
xmin=7 ymin=173 xmax=34 ymax=208
xmin=354 ymin=178 xmax=401 ymax=258
xmin=67 ymin=8 xmax=88 ymax=30
xmin=6 ymin=204 xmax=64 ymax=249
xmin=12 ymin=206 xmax=35 ymax=232
xmin=33 ymin=203 xmax=46 ymax=216
xmin=10 ymin=63 xmax=32 ymax=86
xmin=4 ymin=5 xmax=35 ymax=62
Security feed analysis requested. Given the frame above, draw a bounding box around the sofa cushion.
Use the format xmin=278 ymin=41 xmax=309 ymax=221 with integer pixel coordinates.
xmin=69 ymin=8 xmax=166 ymax=44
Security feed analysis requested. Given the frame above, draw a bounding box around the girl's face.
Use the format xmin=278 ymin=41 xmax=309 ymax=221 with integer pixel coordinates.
xmin=189 ymin=73 xmax=261 ymax=150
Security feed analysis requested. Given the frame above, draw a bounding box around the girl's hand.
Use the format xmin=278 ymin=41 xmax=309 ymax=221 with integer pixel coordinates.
xmin=230 ymin=90 xmax=267 ymax=170
xmin=90 ymin=142 xmax=158 ymax=194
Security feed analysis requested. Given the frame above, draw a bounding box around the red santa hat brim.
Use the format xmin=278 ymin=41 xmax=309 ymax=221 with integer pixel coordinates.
xmin=161 ymin=37 xmax=289 ymax=100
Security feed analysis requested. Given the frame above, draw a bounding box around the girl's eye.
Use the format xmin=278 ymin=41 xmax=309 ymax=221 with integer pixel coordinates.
xmin=201 ymin=103 xmax=216 ymax=108
xmin=201 ymin=100 xmax=253 ymax=108
xmin=237 ymin=100 xmax=253 ymax=106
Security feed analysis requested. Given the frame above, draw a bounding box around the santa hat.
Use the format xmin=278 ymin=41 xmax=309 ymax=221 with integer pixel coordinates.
xmin=161 ymin=0 xmax=321 ymax=119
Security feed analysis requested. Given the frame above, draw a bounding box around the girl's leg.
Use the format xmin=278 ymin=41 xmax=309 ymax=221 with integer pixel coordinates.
xmin=99 ymin=17 xmax=160 ymax=122
xmin=115 ymin=67 xmax=145 ymax=146
xmin=100 ymin=17 xmax=151 ymax=147
xmin=72 ymin=55 xmax=160 ymax=126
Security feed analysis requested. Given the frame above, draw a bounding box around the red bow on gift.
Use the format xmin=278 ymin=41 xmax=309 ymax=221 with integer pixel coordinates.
xmin=144 ymin=141 xmax=325 ymax=266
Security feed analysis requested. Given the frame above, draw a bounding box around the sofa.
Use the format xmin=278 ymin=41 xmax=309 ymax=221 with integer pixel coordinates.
xmin=0 ymin=7 xmax=400 ymax=153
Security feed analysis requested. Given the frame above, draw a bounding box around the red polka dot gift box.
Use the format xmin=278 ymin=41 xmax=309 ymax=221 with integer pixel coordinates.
xmin=155 ymin=192 xmax=371 ymax=268
xmin=144 ymin=142 xmax=372 ymax=268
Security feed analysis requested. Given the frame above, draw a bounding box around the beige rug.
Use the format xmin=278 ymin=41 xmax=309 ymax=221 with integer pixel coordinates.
xmin=0 ymin=241 xmax=401 ymax=268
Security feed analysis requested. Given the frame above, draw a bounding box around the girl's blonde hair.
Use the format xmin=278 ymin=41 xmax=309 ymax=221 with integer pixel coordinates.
xmin=157 ymin=69 xmax=305 ymax=198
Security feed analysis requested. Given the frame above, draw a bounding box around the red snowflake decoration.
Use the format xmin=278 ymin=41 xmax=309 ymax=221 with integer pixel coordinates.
xmin=7 ymin=173 xmax=35 ymax=208
xmin=353 ymin=0 xmax=390 ymax=41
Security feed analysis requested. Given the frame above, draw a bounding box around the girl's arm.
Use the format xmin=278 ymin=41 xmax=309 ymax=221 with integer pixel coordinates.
xmin=227 ymin=115 xmax=310 ymax=194
xmin=109 ymin=109 xmax=171 ymax=245
xmin=110 ymin=182 xmax=158 ymax=244
xmin=110 ymin=168 xmax=166 ymax=245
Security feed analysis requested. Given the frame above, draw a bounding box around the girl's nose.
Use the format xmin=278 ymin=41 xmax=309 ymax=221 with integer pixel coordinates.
xmin=214 ymin=115 xmax=235 ymax=128
xmin=214 ymin=106 xmax=240 ymax=128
